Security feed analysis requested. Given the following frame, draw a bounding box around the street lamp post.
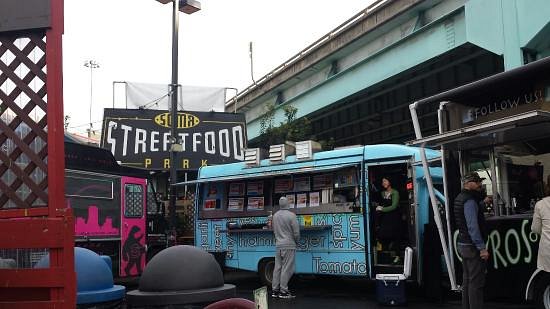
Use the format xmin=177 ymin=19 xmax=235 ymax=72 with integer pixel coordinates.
xmin=155 ymin=0 xmax=201 ymax=247
xmin=84 ymin=60 xmax=100 ymax=139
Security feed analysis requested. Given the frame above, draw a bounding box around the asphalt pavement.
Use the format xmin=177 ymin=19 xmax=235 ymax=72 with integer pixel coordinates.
xmin=224 ymin=270 xmax=532 ymax=309
xmin=119 ymin=270 xmax=532 ymax=308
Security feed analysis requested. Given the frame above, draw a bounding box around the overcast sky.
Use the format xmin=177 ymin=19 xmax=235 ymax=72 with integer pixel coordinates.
xmin=63 ymin=0 xmax=374 ymax=136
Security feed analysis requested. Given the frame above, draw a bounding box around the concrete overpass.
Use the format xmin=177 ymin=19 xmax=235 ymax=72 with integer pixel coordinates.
xmin=226 ymin=0 xmax=550 ymax=147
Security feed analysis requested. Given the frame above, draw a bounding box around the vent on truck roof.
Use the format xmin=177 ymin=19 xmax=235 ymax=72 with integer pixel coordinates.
xmin=269 ymin=142 xmax=295 ymax=163
xmin=296 ymin=140 xmax=322 ymax=161
xmin=244 ymin=148 xmax=266 ymax=167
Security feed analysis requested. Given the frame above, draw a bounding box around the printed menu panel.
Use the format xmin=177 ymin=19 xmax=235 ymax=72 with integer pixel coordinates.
xmin=296 ymin=193 xmax=308 ymax=208
xmin=313 ymin=174 xmax=333 ymax=190
xmin=275 ymin=178 xmax=293 ymax=193
xmin=206 ymin=184 xmax=218 ymax=197
xmin=204 ymin=199 xmax=217 ymax=210
xmin=247 ymin=197 xmax=265 ymax=211
xmin=247 ymin=182 xmax=264 ymax=195
xmin=229 ymin=183 xmax=245 ymax=196
xmin=335 ymin=169 xmax=356 ymax=187
xmin=294 ymin=177 xmax=310 ymax=192
xmin=309 ymin=192 xmax=320 ymax=207
xmin=285 ymin=194 xmax=296 ymax=208
xmin=228 ymin=198 xmax=244 ymax=211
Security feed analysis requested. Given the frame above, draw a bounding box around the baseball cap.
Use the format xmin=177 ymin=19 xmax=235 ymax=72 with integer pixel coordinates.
xmin=462 ymin=172 xmax=486 ymax=183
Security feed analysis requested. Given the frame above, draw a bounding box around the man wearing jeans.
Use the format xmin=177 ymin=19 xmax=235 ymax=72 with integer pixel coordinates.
xmin=272 ymin=196 xmax=300 ymax=299
xmin=453 ymin=172 xmax=490 ymax=309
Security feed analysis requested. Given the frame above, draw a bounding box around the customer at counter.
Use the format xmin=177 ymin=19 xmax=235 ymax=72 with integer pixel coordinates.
xmin=271 ymin=196 xmax=300 ymax=299
xmin=454 ymin=172 xmax=489 ymax=309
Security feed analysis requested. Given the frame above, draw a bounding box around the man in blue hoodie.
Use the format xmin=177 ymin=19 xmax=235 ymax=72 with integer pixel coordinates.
xmin=271 ymin=196 xmax=300 ymax=299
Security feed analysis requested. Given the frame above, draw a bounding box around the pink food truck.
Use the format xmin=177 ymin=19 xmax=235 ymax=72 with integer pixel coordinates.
xmin=65 ymin=141 xmax=165 ymax=278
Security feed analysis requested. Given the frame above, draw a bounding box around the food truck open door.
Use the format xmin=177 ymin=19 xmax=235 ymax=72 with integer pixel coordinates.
xmin=406 ymin=160 xmax=420 ymax=283
xmin=365 ymin=157 xmax=419 ymax=278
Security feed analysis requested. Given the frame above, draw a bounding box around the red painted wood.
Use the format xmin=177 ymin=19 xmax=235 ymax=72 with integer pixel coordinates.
xmin=0 ymin=0 xmax=74 ymax=307
xmin=0 ymin=269 xmax=66 ymax=288
xmin=0 ymin=208 xmax=48 ymax=219
xmin=0 ymin=218 xmax=66 ymax=249
xmin=0 ymin=301 xmax=65 ymax=309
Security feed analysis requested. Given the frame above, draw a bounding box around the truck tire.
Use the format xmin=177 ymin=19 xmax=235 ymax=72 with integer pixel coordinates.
xmin=259 ymin=258 xmax=275 ymax=287
xmin=534 ymin=273 xmax=550 ymax=309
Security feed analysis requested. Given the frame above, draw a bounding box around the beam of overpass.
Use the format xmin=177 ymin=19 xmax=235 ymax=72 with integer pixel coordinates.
xmin=234 ymin=0 xmax=550 ymax=141
xmin=225 ymin=0 xmax=433 ymax=113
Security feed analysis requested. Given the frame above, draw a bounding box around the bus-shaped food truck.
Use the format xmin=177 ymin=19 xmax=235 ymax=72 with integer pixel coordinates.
xmin=65 ymin=141 xmax=166 ymax=278
xmin=409 ymin=56 xmax=550 ymax=308
xmin=186 ymin=142 xmax=448 ymax=286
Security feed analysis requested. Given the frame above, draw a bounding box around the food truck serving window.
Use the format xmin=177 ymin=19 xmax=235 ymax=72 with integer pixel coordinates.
xmin=198 ymin=165 xmax=361 ymax=219
xmin=462 ymin=137 xmax=550 ymax=217
xmin=66 ymin=175 xmax=114 ymax=199
xmin=495 ymin=139 xmax=550 ymax=214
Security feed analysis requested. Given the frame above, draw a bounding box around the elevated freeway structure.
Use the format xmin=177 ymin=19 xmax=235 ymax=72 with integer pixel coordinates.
xmin=227 ymin=0 xmax=550 ymax=147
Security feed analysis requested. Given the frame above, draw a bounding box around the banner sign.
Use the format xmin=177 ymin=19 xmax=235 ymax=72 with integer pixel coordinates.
xmin=101 ymin=108 xmax=247 ymax=170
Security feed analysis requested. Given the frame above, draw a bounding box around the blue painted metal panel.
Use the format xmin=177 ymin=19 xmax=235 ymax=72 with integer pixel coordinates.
xmin=198 ymin=145 xmax=440 ymax=181
xmin=363 ymin=144 xmax=440 ymax=163
xmin=196 ymin=213 xmax=368 ymax=277
xmin=465 ymin=0 xmax=504 ymax=56
xmin=198 ymin=147 xmax=364 ymax=180
xmin=516 ymin=0 xmax=550 ymax=46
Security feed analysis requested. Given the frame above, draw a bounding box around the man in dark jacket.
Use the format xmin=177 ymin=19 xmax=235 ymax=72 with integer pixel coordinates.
xmin=454 ymin=172 xmax=490 ymax=309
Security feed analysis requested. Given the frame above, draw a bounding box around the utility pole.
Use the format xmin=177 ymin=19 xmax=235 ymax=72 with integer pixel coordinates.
xmin=84 ymin=60 xmax=100 ymax=139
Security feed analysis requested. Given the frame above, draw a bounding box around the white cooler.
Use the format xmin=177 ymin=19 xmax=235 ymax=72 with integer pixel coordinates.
xmin=375 ymin=247 xmax=413 ymax=306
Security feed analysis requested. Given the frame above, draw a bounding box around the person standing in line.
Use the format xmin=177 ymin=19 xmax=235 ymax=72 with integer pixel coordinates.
xmin=271 ymin=196 xmax=300 ymax=299
xmin=454 ymin=172 xmax=490 ymax=309
xmin=532 ymin=196 xmax=550 ymax=274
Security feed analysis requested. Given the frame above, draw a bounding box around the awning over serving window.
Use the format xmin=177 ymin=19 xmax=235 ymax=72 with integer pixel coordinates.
xmin=407 ymin=110 xmax=550 ymax=150
xmin=411 ymin=57 xmax=550 ymax=108
xmin=174 ymin=163 xmax=358 ymax=186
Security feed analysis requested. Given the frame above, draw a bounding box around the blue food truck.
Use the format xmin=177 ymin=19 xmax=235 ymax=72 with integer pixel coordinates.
xmin=184 ymin=142 xmax=452 ymax=289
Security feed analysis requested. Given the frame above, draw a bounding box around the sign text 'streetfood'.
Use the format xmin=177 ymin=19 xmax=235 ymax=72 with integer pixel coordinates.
xmin=101 ymin=109 xmax=247 ymax=170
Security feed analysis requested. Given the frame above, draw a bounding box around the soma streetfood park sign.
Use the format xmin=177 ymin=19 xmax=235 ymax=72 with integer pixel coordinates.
xmin=101 ymin=109 xmax=247 ymax=170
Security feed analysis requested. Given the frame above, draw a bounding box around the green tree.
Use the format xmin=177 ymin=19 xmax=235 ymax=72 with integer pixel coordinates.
xmin=258 ymin=103 xmax=334 ymax=150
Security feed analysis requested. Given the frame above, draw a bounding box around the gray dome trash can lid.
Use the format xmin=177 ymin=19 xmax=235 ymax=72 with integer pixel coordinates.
xmin=127 ymin=245 xmax=235 ymax=306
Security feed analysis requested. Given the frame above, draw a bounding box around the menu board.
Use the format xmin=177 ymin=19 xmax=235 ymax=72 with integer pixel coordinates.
xmin=204 ymin=199 xmax=217 ymax=210
xmin=228 ymin=198 xmax=244 ymax=211
xmin=294 ymin=177 xmax=310 ymax=192
xmin=309 ymin=192 xmax=320 ymax=207
xmin=229 ymin=183 xmax=245 ymax=196
xmin=207 ymin=184 xmax=218 ymax=197
xmin=275 ymin=178 xmax=293 ymax=193
xmin=296 ymin=193 xmax=308 ymax=208
xmin=286 ymin=194 xmax=296 ymax=208
xmin=335 ymin=169 xmax=356 ymax=187
xmin=247 ymin=181 xmax=264 ymax=195
xmin=313 ymin=174 xmax=333 ymax=190
xmin=247 ymin=197 xmax=265 ymax=211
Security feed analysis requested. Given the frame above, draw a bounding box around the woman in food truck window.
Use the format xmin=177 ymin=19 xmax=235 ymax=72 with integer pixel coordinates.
xmin=375 ymin=176 xmax=402 ymax=264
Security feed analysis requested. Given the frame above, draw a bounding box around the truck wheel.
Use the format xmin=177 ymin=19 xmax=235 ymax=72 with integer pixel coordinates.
xmin=259 ymin=258 xmax=275 ymax=287
xmin=534 ymin=274 xmax=550 ymax=309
